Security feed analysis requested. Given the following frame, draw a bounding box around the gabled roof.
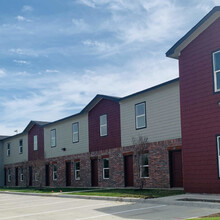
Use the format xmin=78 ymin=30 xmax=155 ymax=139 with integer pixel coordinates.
xmin=23 ymin=120 xmax=50 ymax=133
xmin=0 ymin=136 xmax=9 ymax=141
xmin=166 ymin=6 xmax=220 ymax=59
xmin=120 ymin=78 xmax=179 ymax=101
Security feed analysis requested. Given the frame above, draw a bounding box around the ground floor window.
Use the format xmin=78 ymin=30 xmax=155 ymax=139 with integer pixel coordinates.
xmin=8 ymin=169 xmax=11 ymax=182
xmin=20 ymin=168 xmax=24 ymax=181
xmin=103 ymin=158 xmax=109 ymax=179
xmin=53 ymin=164 xmax=57 ymax=180
xmin=140 ymin=154 xmax=149 ymax=178
xmin=75 ymin=161 xmax=80 ymax=180
xmin=217 ymin=136 xmax=220 ymax=178
xmin=34 ymin=172 xmax=39 ymax=181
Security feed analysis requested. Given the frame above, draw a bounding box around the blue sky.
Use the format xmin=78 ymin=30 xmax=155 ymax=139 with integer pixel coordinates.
xmin=0 ymin=0 xmax=219 ymax=135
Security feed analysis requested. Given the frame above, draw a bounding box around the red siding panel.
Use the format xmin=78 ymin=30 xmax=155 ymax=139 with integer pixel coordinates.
xmin=179 ymin=17 xmax=220 ymax=193
xmin=89 ymin=99 xmax=121 ymax=152
xmin=28 ymin=125 xmax=44 ymax=161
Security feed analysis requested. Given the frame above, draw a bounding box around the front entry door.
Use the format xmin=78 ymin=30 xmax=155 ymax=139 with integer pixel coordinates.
xmin=124 ymin=155 xmax=134 ymax=187
xmin=170 ymin=150 xmax=183 ymax=187
xmin=66 ymin=162 xmax=71 ymax=186
xmin=91 ymin=159 xmax=98 ymax=187
xmin=45 ymin=164 xmax=50 ymax=186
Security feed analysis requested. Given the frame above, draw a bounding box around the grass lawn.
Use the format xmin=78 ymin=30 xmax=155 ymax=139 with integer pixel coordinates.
xmin=0 ymin=187 xmax=184 ymax=198
xmin=188 ymin=213 xmax=220 ymax=219
xmin=67 ymin=188 xmax=184 ymax=199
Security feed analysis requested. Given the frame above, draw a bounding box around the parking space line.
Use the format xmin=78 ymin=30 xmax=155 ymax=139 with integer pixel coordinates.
xmin=0 ymin=202 xmax=112 ymax=219
xmin=74 ymin=205 xmax=167 ymax=220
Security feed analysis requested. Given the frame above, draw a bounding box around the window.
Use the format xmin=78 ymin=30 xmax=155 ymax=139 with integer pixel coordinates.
xmin=20 ymin=168 xmax=24 ymax=181
xmin=7 ymin=143 xmax=10 ymax=157
xmin=103 ymin=158 xmax=109 ymax=179
xmin=135 ymin=102 xmax=146 ymax=129
xmin=213 ymin=50 xmax=220 ymax=92
xmin=100 ymin=114 xmax=107 ymax=136
xmin=75 ymin=161 xmax=80 ymax=180
xmin=19 ymin=139 xmax=23 ymax=154
xmin=34 ymin=172 xmax=38 ymax=181
xmin=140 ymin=154 xmax=149 ymax=178
xmin=8 ymin=169 xmax=11 ymax=182
xmin=72 ymin=123 xmax=79 ymax=143
xmin=34 ymin=135 xmax=38 ymax=151
xmin=51 ymin=129 xmax=56 ymax=147
xmin=53 ymin=164 xmax=57 ymax=180
xmin=217 ymin=136 xmax=220 ymax=178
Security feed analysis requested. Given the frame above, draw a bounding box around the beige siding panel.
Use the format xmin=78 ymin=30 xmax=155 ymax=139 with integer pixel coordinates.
xmin=120 ymin=81 xmax=181 ymax=147
xmin=44 ymin=114 xmax=88 ymax=159
xmin=3 ymin=134 xmax=28 ymax=165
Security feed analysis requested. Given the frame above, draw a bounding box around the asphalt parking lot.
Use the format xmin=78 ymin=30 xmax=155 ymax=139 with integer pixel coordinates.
xmin=0 ymin=193 xmax=219 ymax=220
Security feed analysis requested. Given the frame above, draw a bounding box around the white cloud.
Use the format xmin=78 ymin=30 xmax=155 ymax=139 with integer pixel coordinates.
xmin=13 ymin=60 xmax=29 ymax=64
xmin=22 ymin=5 xmax=33 ymax=12
xmin=16 ymin=15 xmax=31 ymax=22
xmin=0 ymin=69 xmax=6 ymax=77
xmin=45 ymin=69 xmax=59 ymax=73
xmin=77 ymin=0 xmax=96 ymax=8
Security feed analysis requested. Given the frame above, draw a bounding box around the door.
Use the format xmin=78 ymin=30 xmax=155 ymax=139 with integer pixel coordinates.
xmin=29 ymin=166 xmax=32 ymax=186
xmin=91 ymin=159 xmax=98 ymax=187
xmin=170 ymin=150 xmax=183 ymax=187
xmin=124 ymin=155 xmax=134 ymax=187
xmin=15 ymin=167 xmax=18 ymax=186
xmin=66 ymin=162 xmax=71 ymax=186
xmin=45 ymin=164 xmax=50 ymax=186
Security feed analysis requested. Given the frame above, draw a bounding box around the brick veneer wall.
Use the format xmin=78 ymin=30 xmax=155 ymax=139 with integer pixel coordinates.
xmin=4 ymin=138 xmax=181 ymax=188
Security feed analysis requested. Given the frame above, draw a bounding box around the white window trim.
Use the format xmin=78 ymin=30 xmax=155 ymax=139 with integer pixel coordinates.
xmin=100 ymin=115 xmax=107 ymax=137
xmin=75 ymin=162 xmax=80 ymax=180
xmin=103 ymin=158 xmax=109 ymax=179
xmin=53 ymin=164 xmax=57 ymax=181
xmin=20 ymin=168 xmax=24 ymax=182
xmin=213 ymin=50 xmax=220 ymax=92
xmin=50 ymin=129 xmax=56 ymax=147
xmin=217 ymin=136 xmax=220 ymax=178
xmin=135 ymin=102 xmax=146 ymax=129
xmin=72 ymin=123 xmax=79 ymax=143
xmin=34 ymin=135 xmax=38 ymax=151
xmin=140 ymin=154 xmax=149 ymax=178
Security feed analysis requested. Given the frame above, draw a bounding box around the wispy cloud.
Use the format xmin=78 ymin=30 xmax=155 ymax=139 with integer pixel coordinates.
xmin=0 ymin=69 xmax=6 ymax=77
xmin=13 ymin=60 xmax=29 ymax=65
xmin=16 ymin=15 xmax=31 ymax=22
xmin=45 ymin=69 xmax=59 ymax=73
xmin=22 ymin=5 xmax=33 ymax=12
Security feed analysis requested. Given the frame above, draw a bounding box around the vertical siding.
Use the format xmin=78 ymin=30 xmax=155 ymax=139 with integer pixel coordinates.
xmin=179 ymin=17 xmax=220 ymax=193
xmin=3 ymin=134 xmax=28 ymax=165
xmin=0 ymin=141 xmax=3 ymax=186
xmin=120 ymin=81 xmax=181 ymax=147
xmin=44 ymin=114 xmax=89 ymax=158
xmin=89 ymin=99 xmax=121 ymax=152
xmin=28 ymin=125 xmax=44 ymax=161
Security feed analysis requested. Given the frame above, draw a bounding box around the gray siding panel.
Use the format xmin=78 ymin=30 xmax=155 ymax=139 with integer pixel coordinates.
xmin=0 ymin=141 xmax=3 ymax=186
xmin=3 ymin=135 xmax=28 ymax=165
xmin=120 ymin=81 xmax=181 ymax=146
xmin=44 ymin=114 xmax=89 ymax=158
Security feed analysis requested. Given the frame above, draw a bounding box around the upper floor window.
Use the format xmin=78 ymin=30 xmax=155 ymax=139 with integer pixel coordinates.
xmin=135 ymin=102 xmax=146 ymax=129
xmin=72 ymin=122 xmax=79 ymax=143
xmin=19 ymin=139 xmax=23 ymax=154
xmin=34 ymin=135 xmax=38 ymax=151
xmin=100 ymin=114 xmax=107 ymax=136
xmin=216 ymin=136 xmax=220 ymax=178
xmin=140 ymin=154 xmax=149 ymax=178
xmin=7 ymin=143 xmax=10 ymax=157
xmin=50 ymin=129 xmax=56 ymax=147
xmin=213 ymin=50 xmax=220 ymax=92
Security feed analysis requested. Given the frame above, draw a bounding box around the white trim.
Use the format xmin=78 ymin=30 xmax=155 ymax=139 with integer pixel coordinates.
xmin=140 ymin=154 xmax=149 ymax=178
xmin=103 ymin=158 xmax=109 ymax=179
xmin=72 ymin=123 xmax=79 ymax=143
xmin=20 ymin=168 xmax=24 ymax=182
xmin=34 ymin=135 xmax=38 ymax=151
xmin=100 ymin=115 xmax=107 ymax=136
xmin=213 ymin=50 xmax=220 ymax=92
xmin=75 ymin=161 xmax=80 ymax=180
xmin=135 ymin=103 xmax=146 ymax=129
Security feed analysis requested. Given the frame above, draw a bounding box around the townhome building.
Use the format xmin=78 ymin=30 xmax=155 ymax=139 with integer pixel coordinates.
xmin=167 ymin=6 xmax=220 ymax=193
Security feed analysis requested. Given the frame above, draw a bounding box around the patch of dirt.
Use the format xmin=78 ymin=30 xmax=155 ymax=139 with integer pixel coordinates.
xmin=203 ymin=213 xmax=220 ymax=217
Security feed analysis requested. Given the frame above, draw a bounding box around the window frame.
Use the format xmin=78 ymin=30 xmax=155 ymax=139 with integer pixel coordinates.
xmin=7 ymin=143 xmax=10 ymax=157
xmin=213 ymin=50 xmax=220 ymax=93
xmin=135 ymin=102 xmax=147 ymax=130
xmin=50 ymin=129 xmax=56 ymax=148
xmin=103 ymin=158 xmax=110 ymax=179
xmin=139 ymin=154 xmax=149 ymax=178
xmin=19 ymin=139 xmax=23 ymax=154
xmin=74 ymin=161 xmax=80 ymax=180
xmin=20 ymin=168 xmax=24 ymax=182
xmin=72 ymin=122 xmax=79 ymax=143
xmin=8 ymin=169 xmax=11 ymax=182
xmin=216 ymin=135 xmax=220 ymax=178
xmin=33 ymin=135 xmax=38 ymax=151
xmin=53 ymin=164 xmax=57 ymax=181
xmin=100 ymin=114 xmax=107 ymax=137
